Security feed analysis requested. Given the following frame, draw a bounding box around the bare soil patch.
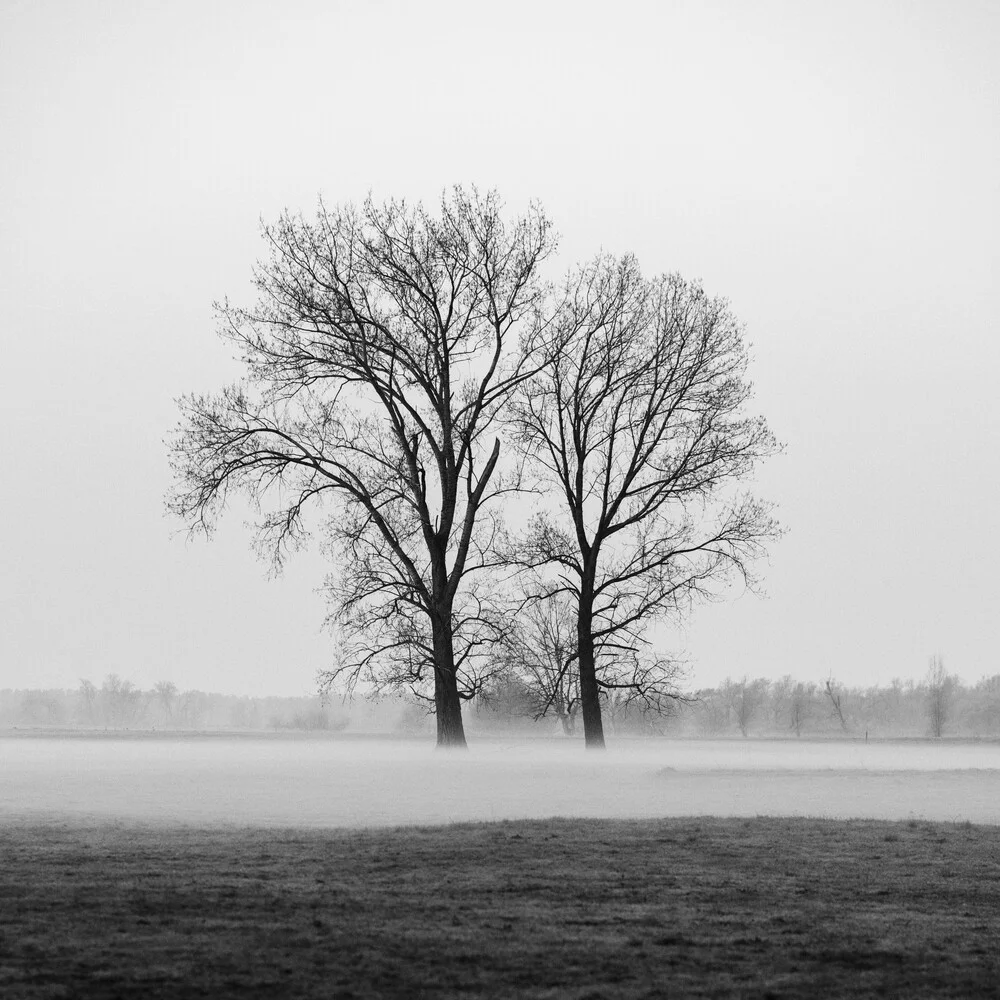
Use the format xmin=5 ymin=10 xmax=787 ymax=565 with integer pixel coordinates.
xmin=1 ymin=816 xmax=998 ymax=998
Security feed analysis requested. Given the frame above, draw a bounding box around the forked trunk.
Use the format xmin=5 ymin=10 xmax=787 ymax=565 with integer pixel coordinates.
xmin=577 ymin=591 xmax=606 ymax=749
xmin=432 ymin=609 xmax=468 ymax=749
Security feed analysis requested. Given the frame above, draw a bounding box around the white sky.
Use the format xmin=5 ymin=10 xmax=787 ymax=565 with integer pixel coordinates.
xmin=2 ymin=0 xmax=997 ymax=697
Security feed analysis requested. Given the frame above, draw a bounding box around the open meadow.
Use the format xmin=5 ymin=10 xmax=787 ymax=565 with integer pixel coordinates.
xmin=2 ymin=815 xmax=999 ymax=999
xmin=2 ymin=732 xmax=999 ymax=997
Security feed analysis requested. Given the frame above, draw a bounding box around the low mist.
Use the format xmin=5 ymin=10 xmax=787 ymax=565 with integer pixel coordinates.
xmin=3 ymin=733 xmax=998 ymax=828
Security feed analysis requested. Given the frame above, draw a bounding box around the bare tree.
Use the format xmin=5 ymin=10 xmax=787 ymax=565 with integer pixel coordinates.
xmin=767 ymin=675 xmax=791 ymax=730
xmin=500 ymin=593 xmax=582 ymax=734
xmin=100 ymin=674 xmax=143 ymax=729
xmin=175 ymin=690 xmax=208 ymax=730
xmin=508 ymin=255 xmax=780 ymax=747
xmin=824 ymin=677 xmax=849 ymax=733
xmin=78 ymin=679 xmax=98 ymax=726
xmin=693 ymin=686 xmax=732 ymax=734
xmin=966 ymin=674 xmax=1000 ymax=736
xmin=788 ymin=681 xmax=815 ymax=737
xmin=502 ymin=590 xmax=687 ymax=735
xmin=154 ymin=680 xmax=177 ymax=727
xmin=472 ymin=673 xmax=538 ymax=733
xmin=169 ymin=190 xmax=554 ymax=747
xmin=601 ymin=651 xmax=688 ymax=734
xmin=723 ymin=676 xmax=768 ymax=738
xmin=925 ymin=653 xmax=952 ymax=738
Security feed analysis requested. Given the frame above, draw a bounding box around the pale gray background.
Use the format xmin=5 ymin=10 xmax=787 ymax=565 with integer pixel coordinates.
xmin=2 ymin=0 xmax=997 ymax=696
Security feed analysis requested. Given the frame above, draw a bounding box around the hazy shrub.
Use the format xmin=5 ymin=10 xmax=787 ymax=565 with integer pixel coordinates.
xmin=175 ymin=690 xmax=208 ymax=730
xmin=961 ymin=675 xmax=1000 ymax=736
xmin=690 ymin=688 xmax=732 ymax=735
xmin=98 ymin=675 xmax=145 ymax=729
xmin=471 ymin=675 xmax=547 ymax=734
xmin=604 ymin=693 xmax=680 ymax=736
xmin=290 ymin=706 xmax=348 ymax=731
xmin=395 ymin=699 xmax=435 ymax=735
xmin=17 ymin=690 xmax=67 ymax=726
xmin=227 ymin=697 xmax=256 ymax=730
xmin=722 ymin=677 xmax=769 ymax=737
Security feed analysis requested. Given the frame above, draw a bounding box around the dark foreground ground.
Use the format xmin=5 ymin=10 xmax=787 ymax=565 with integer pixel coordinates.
xmin=1 ymin=816 xmax=998 ymax=999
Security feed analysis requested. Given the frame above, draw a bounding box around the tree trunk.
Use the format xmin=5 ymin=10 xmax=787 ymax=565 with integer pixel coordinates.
xmin=556 ymin=698 xmax=577 ymax=736
xmin=577 ymin=589 xmax=606 ymax=749
xmin=431 ymin=608 xmax=468 ymax=749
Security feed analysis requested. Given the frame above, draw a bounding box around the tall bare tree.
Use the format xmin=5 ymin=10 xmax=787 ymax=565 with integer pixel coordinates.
xmin=168 ymin=189 xmax=554 ymax=747
xmin=509 ymin=255 xmax=780 ymax=747
xmin=154 ymin=680 xmax=177 ymax=727
xmin=925 ymin=653 xmax=952 ymax=738
xmin=787 ymin=681 xmax=815 ymax=737
xmin=724 ymin=676 xmax=768 ymax=738
xmin=101 ymin=674 xmax=143 ymax=729
xmin=824 ymin=677 xmax=849 ymax=732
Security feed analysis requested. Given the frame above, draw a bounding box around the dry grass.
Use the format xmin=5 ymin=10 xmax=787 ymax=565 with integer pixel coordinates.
xmin=1 ymin=815 xmax=998 ymax=998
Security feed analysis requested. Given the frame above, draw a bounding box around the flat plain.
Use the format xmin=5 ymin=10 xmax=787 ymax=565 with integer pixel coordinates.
xmin=2 ymin=732 xmax=999 ymax=998
xmin=2 ymin=815 xmax=999 ymax=998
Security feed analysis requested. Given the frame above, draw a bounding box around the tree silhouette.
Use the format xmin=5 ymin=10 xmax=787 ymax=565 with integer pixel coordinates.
xmin=509 ymin=255 xmax=780 ymax=747
xmin=169 ymin=189 xmax=554 ymax=747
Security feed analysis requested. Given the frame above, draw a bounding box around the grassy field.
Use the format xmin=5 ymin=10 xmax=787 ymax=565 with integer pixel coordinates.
xmin=1 ymin=816 xmax=998 ymax=999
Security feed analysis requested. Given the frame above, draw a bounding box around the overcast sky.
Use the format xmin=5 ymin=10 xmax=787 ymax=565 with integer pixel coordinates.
xmin=2 ymin=0 xmax=997 ymax=697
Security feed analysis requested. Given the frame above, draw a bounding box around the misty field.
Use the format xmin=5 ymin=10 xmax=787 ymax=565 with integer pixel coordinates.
xmin=2 ymin=731 xmax=1000 ymax=826
xmin=2 ymin=815 xmax=999 ymax=999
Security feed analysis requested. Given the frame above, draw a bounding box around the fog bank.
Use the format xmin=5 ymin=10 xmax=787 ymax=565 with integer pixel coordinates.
xmin=2 ymin=735 xmax=997 ymax=827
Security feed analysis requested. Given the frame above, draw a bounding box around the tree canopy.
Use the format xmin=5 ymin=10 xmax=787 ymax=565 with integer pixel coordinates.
xmin=169 ymin=193 xmax=779 ymax=749
xmin=169 ymin=189 xmax=554 ymax=747
xmin=508 ymin=254 xmax=780 ymax=746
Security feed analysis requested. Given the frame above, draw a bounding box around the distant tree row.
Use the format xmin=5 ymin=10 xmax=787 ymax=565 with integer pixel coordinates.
xmin=458 ymin=652 xmax=988 ymax=740
xmin=4 ymin=658 xmax=995 ymax=739
xmin=677 ymin=659 xmax=997 ymax=739
xmin=462 ymin=653 xmax=994 ymax=739
xmin=0 ymin=676 xmax=358 ymax=732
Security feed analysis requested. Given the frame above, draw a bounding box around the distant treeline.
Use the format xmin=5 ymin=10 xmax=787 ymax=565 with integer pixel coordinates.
xmin=0 ymin=675 xmax=514 ymax=736
xmin=0 ymin=676 xmax=521 ymax=736
xmin=680 ymin=672 xmax=1000 ymax=739
xmin=4 ymin=667 xmax=999 ymax=739
xmin=0 ymin=676 xmax=379 ymax=733
xmin=471 ymin=666 xmax=1000 ymax=739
